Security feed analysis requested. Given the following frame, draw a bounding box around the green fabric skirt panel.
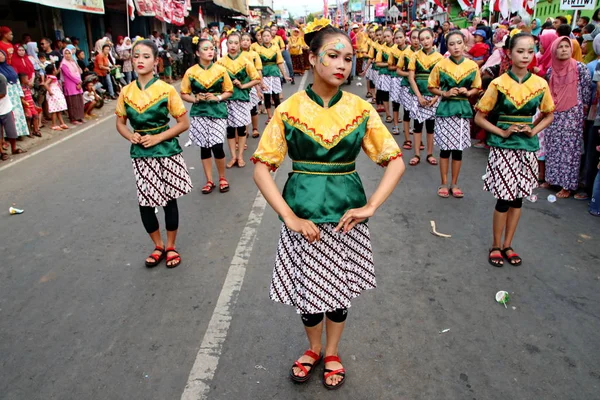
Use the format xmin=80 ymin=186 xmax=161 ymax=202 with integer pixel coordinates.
xmin=436 ymin=97 xmax=473 ymax=118
xmin=410 ymin=73 xmax=433 ymax=97
xmin=126 ymin=100 xmax=182 ymax=159
xmin=262 ymin=63 xmax=281 ymax=78
xmin=486 ymin=90 xmax=544 ymax=152
xmin=228 ymin=69 xmax=251 ymax=102
xmin=487 ymin=115 xmax=538 ymax=152
xmin=281 ymin=119 xmax=370 ymax=224
xmin=188 ymin=77 xmax=228 ymax=118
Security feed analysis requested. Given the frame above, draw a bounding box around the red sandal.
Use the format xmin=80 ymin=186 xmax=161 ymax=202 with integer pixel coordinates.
xmin=145 ymin=246 xmax=165 ymax=268
xmin=165 ymin=247 xmax=181 ymax=268
xmin=201 ymin=181 xmax=215 ymax=194
xmin=219 ymin=177 xmax=229 ymax=193
xmin=323 ymin=355 xmax=346 ymax=390
xmin=289 ymin=350 xmax=322 ymax=383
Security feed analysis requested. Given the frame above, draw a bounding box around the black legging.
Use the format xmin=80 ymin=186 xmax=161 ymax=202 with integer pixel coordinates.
xmin=263 ymin=93 xmax=280 ymax=109
xmin=392 ymin=101 xmax=400 ymax=112
xmin=376 ymin=89 xmax=389 ymax=103
xmin=439 ymin=150 xmax=463 ymax=160
xmin=226 ymin=126 xmax=247 ymax=139
xmin=403 ymin=108 xmax=411 ymax=122
xmin=200 ymin=143 xmax=225 ymax=160
xmin=301 ymin=308 xmax=348 ymax=327
xmin=413 ymin=119 xmax=434 ymax=134
xmin=139 ymin=199 xmax=178 ymax=233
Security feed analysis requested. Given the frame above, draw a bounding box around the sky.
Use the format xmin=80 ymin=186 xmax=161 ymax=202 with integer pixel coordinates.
xmin=273 ymin=0 xmax=324 ymax=18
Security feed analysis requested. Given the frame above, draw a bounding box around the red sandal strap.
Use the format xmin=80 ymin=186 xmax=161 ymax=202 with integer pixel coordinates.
xmin=323 ymin=355 xmax=341 ymax=364
xmin=324 ymin=368 xmax=346 ymax=379
xmin=293 ymin=361 xmax=309 ymax=376
xmin=148 ymin=253 xmax=161 ymax=261
xmin=303 ymin=350 xmax=320 ymax=361
xmin=490 ymin=255 xmax=504 ymax=259
xmin=154 ymin=246 xmax=165 ymax=252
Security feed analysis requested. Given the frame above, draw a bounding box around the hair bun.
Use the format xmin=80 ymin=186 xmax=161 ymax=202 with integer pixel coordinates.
xmin=303 ymin=17 xmax=332 ymax=46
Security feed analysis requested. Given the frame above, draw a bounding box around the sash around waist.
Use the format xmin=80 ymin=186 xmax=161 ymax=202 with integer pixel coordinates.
xmin=134 ymin=123 xmax=169 ymax=135
xmin=497 ymin=115 xmax=533 ymax=125
xmin=291 ymin=160 xmax=356 ymax=175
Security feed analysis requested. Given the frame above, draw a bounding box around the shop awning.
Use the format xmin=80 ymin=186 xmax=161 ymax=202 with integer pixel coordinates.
xmin=212 ymin=0 xmax=248 ymax=15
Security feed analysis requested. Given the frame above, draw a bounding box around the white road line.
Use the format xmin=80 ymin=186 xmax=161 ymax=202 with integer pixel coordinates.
xmin=0 ymin=82 xmax=182 ymax=174
xmin=180 ymin=72 xmax=309 ymax=400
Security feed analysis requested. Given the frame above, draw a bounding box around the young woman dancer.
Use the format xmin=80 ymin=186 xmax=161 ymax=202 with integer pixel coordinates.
xmin=428 ymin=30 xmax=482 ymax=198
xmin=115 ymin=40 xmax=192 ymax=268
xmin=363 ymin=28 xmax=384 ymax=110
xmin=474 ymin=32 xmax=555 ymax=267
xmin=217 ymin=32 xmax=262 ymax=168
xmin=255 ymin=29 xmax=291 ymax=124
xmin=397 ymin=29 xmax=421 ymax=150
xmin=251 ymin=21 xmax=405 ymax=390
xmin=361 ymin=27 xmax=377 ymax=99
xmin=241 ymin=32 xmax=263 ymax=138
xmin=180 ymin=38 xmax=233 ymax=194
xmin=407 ymin=28 xmax=443 ymax=166
xmin=374 ymin=28 xmax=395 ymax=123
xmin=388 ymin=29 xmax=407 ymax=135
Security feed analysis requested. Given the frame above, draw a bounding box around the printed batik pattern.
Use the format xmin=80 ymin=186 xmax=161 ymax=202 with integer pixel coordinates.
xmin=132 ymin=154 xmax=193 ymax=207
xmin=189 ymin=116 xmax=227 ymax=147
xmin=483 ymin=147 xmax=538 ymax=200
xmin=227 ymin=100 xmax=252 ymax=127
xmin=434 ymin=116 xmax=472 ymax=150
xmin=270 ymin=223 xmax=376 ymax=314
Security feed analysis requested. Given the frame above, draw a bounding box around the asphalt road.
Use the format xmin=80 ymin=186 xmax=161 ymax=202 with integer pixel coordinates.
xmin=0 ymin=74 xmax=599 ymax=400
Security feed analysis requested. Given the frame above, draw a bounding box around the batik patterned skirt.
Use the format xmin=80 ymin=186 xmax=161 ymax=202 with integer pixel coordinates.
xmin=377 ymin=73 xmax=392 ymax=92
xmin=132 ymin=154 xmax=193 ymax=207
xmin=249 ymin=87 xmax=260 ymax=107
xmin=189 ymin=116 xmax=227 ymax=148
xmin=270 ymin=223 xmax=376 ymax=315
xmin=227 ymin=100 xmax=251 ymax=127
xmin=409 ymin=95 xmax=440 ymax=123
xmin=262 ymin=76 xmax=282 ymax=94
xmin=398 ymin=86 xmax=415 ymax=115
xmin=434 ymin=116 xmax=472 ymax=151
xmin=390 ymin=77 xmax=403 ymax=103
xmin=483 ymin=147 xmax=538 ymax=201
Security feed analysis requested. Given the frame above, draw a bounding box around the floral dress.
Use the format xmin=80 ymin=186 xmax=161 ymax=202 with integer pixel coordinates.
xmin=47 ymin=75 xmax=67 ymax=113
xmin=7 ymin=83 xmax=30 ymax=137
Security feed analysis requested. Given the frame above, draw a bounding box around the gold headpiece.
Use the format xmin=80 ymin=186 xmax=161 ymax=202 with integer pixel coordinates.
xmin=303 ymin=17 xmax=331 ymax=35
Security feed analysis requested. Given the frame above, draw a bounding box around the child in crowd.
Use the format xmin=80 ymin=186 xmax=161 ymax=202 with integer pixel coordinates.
xmin=43 ymin=64 xmax=69 ymax=130
xmin=18 ymin=73 xmax=41 ymax=137
xmin=38 ymin=53 xmax=50 ymax=68
xmin=83 ymin=81 xmax=99 ymax=119
xmin=161 ymin=44 xmax=172 ymax=83
xmin=469 ymin=30 xmax=490 ymax=65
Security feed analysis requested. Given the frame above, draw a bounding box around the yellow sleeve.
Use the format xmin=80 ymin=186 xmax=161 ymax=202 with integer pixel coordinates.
xmin=375 ymin=50 xmax=383 ymax=63
xmin=115 ymin=90 xmax=126 ymax=117
xmin=539 ymin=81 xmax=556 ymax=113
xmin=428 ymin=64 xmax=440 ymax=89
xmin=221 ymin=70 xmax=234 ymax=93
xmin=362 ymin=107 xmax=402 ymax=166
xmin=472 ymin=67 xmax=482 ymax=89
xmin=180 ymin=70 xmax=192 ymax=94
xmin=368 ymin=46 xmax=374 ymax=59
xmin=407 ymin=54 xmax=417 ymax=71
xmin=387 ymin=50 xmax=395 ymax=67
xmin=276 ymin=49 xmax=284 ymax=64
xmin=253 ymin=53 xmax=263 ymax=71
xmin=475 ymin=81 xmax=498 ymax=113
xmin=396 ymin=52 xmax=404 ymax=69
xmin=246 ymin=60 xmax=260 ymax=81
xmin=251 ymin=109 xmax=287 ymax=171
xmin=168 ymin=86 xmax=187 ymax=118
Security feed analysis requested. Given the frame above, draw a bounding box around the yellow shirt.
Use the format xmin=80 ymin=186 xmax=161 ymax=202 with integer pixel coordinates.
xmin=289 ymin=35 xmax=307 ymax=56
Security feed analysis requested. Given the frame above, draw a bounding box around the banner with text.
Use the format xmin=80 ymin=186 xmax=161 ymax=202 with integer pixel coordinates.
xmin=560 ymin=0 xmax=596 ymax=10
xmin=21 ymin=0 xmax=104 ymax=14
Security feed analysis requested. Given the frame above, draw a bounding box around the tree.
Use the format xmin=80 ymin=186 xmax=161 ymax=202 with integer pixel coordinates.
xmin=287 ymin=13 xmax=295 ymax=26
xmin=306 ymin=13 xmax=316 ymax=23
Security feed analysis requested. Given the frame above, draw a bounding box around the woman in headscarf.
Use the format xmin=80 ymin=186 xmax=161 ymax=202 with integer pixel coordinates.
xmin=461 ymin=28 xmax=474 ymax=54
xmin=59 ymin=48 xmax=85 ymax=125
xmin=0 ymin=49 xmax=30 ymax=139
xmin=116 ymin=36 xmax=133 ymax=83
xmin=26 ymin=42 xmax=44 ymax=74
xmin=543 ymin=36 xmax=592 ymax=198
xmin=0 ymin=26 xmax=14 ymax=64
xmin=481 ymin=28 xmax=509 ymax=77
xmin=535 ymin=30 xmax=558 ymax=76
xmin=531 ymin=18 xmax=542 ymax=37
xmin=11 ymin=43 xmax=35 ymax=80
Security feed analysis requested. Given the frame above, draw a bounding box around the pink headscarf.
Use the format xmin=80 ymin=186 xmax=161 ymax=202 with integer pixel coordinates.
xmin=60 ymin=48 xmax=82 ymax=77
xmin=461 ymin=28 xmax=474 ymax=50
xmin=549 ymin=36 xmax=579 ymax=112
xmin=537 ymin=30 xmax=558 ymax=77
